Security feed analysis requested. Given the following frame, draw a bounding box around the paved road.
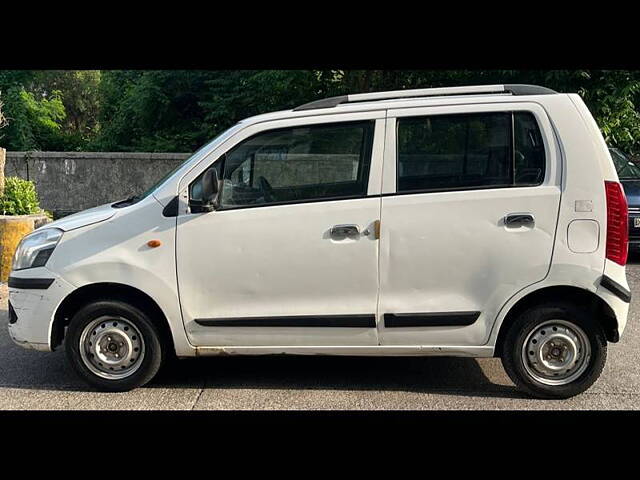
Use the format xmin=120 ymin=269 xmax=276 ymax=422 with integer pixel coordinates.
xmin=2 ymin=259 xmax=640 ymax=410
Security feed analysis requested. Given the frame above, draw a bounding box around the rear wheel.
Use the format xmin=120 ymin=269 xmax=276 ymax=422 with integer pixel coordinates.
xmin=501 ymin=302 xmax=607 ymax=399
xmin=64 ymin=300 xmax=164 ymax=392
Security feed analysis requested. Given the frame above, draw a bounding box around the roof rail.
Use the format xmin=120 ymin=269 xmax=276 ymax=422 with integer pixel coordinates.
xmin=293 ymin=84 xmax=557 ymax=111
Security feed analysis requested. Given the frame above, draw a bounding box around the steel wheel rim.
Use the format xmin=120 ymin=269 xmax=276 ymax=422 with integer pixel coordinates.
xmin=521 ymin=319 xmax=591 ymax=386
xmin=79 ymin=316 xmax=146 ymax=380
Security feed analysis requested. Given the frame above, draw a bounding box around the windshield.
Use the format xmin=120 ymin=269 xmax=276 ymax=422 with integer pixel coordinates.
xmin=112 ymin=157 xmax=193 ymax=208
xmin=610 ymin=148 xmax=640 ymax=180
xmin=112 ymin=124 xmax=243 ymax=208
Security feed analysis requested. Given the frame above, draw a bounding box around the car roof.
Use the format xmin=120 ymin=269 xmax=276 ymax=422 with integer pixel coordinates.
xmin=238 ymin=84 xmax=560 ymax=127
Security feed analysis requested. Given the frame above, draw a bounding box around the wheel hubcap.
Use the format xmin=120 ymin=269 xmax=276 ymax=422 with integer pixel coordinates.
xmin=79 ymin=316 xmax=145 ymax=380
xmin=521 ymin=320 xmax=591 ymax=386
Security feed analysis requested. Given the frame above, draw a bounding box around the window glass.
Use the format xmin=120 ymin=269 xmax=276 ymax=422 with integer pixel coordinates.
xmin=397 ymin=111 xmax=546 ymax=193
xmin=398 ymin=112 xmax=512 ymax=192
xmin=514 ymin=112 xmax=546 ymax=185
xmin=610 ymin=148 xmax=640 ymax=180
xmin=219 ymin=121 xmax=373 ymax=208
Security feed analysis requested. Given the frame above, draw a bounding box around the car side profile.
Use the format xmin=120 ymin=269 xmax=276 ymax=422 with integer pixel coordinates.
xmin=7 ymin=84 xmax=631 ymax=399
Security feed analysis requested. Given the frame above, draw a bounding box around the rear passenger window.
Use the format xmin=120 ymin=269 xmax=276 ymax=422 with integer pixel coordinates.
xmin=397 ymin=111 xmax=545 ymax=193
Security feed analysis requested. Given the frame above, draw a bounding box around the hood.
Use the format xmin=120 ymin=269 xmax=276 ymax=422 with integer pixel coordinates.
xmin=44 ymin=202 xmax=117 ymax=232
xmin=621 ymin=180 xmax=640 ymax=208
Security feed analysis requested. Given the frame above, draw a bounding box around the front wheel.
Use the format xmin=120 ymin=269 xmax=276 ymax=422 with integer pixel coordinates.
xmin=64 ymin=300 xmax=164 ymax=392
xmin=501 ymin=302 xmax=607 ymax=399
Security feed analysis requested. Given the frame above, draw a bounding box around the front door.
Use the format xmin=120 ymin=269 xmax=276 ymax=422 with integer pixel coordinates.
xmin=176 ymin=116 xmax=385 ymax=347
xmin=378 ymin=103 xmax=562 ymax=347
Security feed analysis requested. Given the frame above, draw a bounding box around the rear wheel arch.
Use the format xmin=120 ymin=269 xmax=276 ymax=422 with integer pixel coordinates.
xmin=51 ymin=282 xmax=175 ymax=356
xmin=494 ymin=285 xmax=618 ymax=357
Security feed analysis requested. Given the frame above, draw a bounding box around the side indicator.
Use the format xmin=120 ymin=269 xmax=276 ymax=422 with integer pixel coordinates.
xmin=147 ymin=240 xmax=162 ymax=248
xmin=374 ymin=220 xmax=381 ymax=240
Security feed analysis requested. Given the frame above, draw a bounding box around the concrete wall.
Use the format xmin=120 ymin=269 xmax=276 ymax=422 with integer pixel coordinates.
xmin=5 ymin=152 xmax=191 ymax=217
xmin=5 ymin=151 xmax=365 ymax=218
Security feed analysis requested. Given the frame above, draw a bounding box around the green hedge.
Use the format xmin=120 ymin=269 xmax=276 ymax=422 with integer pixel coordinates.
xmin=0 ymin=177 xmax=42 ymax=216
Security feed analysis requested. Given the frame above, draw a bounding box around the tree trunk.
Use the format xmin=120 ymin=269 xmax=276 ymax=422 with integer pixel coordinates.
xmin=0 ymin=147 xmax=5 ymax=198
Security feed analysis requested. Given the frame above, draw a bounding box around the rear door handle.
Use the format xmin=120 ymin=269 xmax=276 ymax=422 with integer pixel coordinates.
xmin=505 ymin=213 xmax=535 ymax=227
xmin=330 ymin=224 xmax=360 ymax=240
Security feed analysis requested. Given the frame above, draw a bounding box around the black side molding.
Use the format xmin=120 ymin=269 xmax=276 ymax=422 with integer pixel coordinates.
xmin=8 ymin=277 xmax=54 ymax=289
xmin=384 ymin=312 xmax=480 ymax=328
xmin=195 ymin=314 xmax=376 ymax=328
xmin=600 ymin=276 xmax=631 ymax=303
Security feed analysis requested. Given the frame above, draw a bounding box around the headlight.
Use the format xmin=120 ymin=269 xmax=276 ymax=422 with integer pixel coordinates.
xmin=12 ymin=228 xmax=63 ymax=271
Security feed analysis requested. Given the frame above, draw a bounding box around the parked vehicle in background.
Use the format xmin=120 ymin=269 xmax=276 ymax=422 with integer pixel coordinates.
xmin=7 ymin=84 xmax=631 ymax=399
xmin=610 ymin=147 xmax=640 ymax=252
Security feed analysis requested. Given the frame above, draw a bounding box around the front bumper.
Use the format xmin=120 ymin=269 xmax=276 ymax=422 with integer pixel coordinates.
xmin=7 ymin=268 xmax=76 ymax=351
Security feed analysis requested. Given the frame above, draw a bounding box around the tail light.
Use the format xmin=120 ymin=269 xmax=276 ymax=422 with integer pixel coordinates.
xmin=605 ymin=181 xmax=628 ymax=265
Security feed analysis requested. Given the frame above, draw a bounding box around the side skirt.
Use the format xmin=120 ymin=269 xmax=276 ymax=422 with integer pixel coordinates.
xmin=193 ymin=345 xmax=495 ymax=358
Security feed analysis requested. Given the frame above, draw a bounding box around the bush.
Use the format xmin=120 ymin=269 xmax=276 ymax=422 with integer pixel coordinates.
xmin=0 ymin=177 xmax=42 ymax=215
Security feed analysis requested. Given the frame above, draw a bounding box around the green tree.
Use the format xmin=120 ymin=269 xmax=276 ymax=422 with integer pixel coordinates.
xmin=0 ymin=70 xmax=101 ymax=150
xmin=200 ymin=70 xmax=331 ymax=138
xmin=4 ymin=70 xmax=640 ymax=155
xmin=92 ymin=70 xmax=330 ymax=152
xmin=0 ymin=86 xmax=66 ymax=150
xmin=39 ymin=70 xmax=101 ymax=147
xmin=92 ymin=70 xmax=210 ymax=151
xmin=0 ymin=93 xmax=8 ymax=132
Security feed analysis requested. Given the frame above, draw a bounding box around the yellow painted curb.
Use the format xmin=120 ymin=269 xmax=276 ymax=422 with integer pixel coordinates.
xmin=0 ymin=215 xmax=51 ymax=283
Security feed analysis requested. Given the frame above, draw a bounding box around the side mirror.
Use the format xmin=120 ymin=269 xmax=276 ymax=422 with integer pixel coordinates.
xmin=190 ymin=168 xmax=221 ymax=213
xmin=202 ymin=168 xmax=219 ymax=200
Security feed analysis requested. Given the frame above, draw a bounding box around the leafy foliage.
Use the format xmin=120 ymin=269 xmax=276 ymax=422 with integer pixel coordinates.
xmin=0 ymin=86 xmax=66 ymax=151
xmin=0 ymin=70 xmax=99 ymax=150
xmin=0 ymin=95 xmax=7 ymax=131
xmin=2 ymin=70 xmax=640 ymax=155
xmin=44 ymin=70 xmax=101 ymax=148
xmin=0 ymin=177 xmax=41 ymax=215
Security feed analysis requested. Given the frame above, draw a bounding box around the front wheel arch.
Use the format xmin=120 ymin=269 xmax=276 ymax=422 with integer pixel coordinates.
xmin=494 ymin=285 xmax=618 ymax=358
xmin=51 ymin=282 xmax=175 ymax=357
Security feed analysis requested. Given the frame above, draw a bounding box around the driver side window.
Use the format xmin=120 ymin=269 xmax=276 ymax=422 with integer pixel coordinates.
xmin=219 ymin=121 xmax=374 ymax=209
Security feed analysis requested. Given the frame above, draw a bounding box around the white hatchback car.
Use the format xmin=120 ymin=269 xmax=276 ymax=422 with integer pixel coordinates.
xmin=7 ymin=84 xmax=631 ymax=399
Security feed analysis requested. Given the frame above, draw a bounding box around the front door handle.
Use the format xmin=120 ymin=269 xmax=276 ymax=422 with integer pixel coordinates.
xmin=505 ymin=213 xmax=535 ymax=227
xmin=330 ymin=224 xmax=360 ymax=240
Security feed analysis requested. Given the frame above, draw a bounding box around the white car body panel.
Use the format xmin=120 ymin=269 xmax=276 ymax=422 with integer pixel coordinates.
xmin=176 ymin=115 xmax=385 ymax=347
xmin=45 ymin=202 xmax=117 ymax=232
xmin=43 ymin=196 xmax=195 ymax=355
xmin=177 ymin=197 xmax=382 ymax=347
xmin=378 ymin=102 xmax=561 ymax=347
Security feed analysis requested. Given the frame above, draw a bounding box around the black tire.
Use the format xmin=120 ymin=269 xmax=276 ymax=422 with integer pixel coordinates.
xmin=501 ymin=302 xmax=607 ymax=399
xmin=64 ymin=300 xmax=164 ymax=392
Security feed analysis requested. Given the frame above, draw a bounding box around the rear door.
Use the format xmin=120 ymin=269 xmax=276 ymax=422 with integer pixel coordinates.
xmin=378 ymin=102 xmax=561 ymax=346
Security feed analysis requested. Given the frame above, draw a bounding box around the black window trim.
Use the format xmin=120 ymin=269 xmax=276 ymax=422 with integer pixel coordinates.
xmin=215 ymin=193 xmax=373 ymax=212
xmin=394 ymin=110 xmax=546 ymax=196
xmin=189 ymin=119 xmax=377 ymax=213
